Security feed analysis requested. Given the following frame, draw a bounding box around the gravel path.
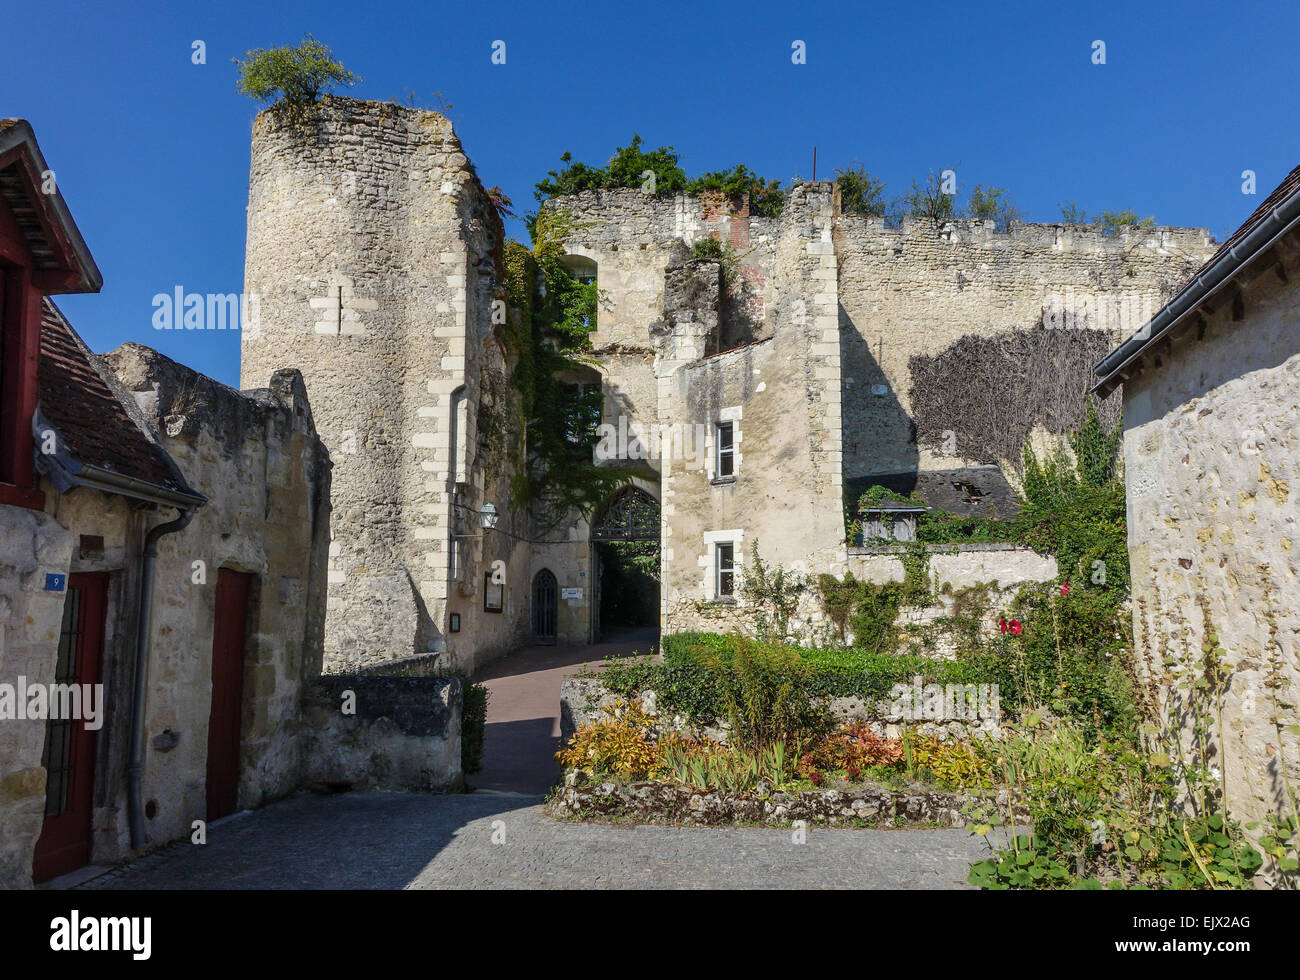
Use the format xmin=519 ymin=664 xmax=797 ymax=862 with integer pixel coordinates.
xmin=75 ymin=790 xmax=989 ymax=890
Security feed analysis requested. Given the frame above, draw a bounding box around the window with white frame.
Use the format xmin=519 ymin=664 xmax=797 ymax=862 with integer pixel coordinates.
xmin=715 ymin=421 xmax=734 ymax=478
xmin=716 ymin=542 xmax=735 ymax=598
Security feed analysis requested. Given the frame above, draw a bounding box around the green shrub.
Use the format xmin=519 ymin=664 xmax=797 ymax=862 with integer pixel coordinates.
xmin=534 ymin=136 xmax=783 ymax=215
xmin=234 ymin=35 xmax=358 ymax=108
xmin=705 ymin=642 xmax=826 ymax=750
xmin=835 ymin=163 xmax=887 ymax=217
xmin=967 ymin=729 xmax=1263 ymax=890
xmin=602 ymin=632 xmax=998 ymax=728
xmin=460 ymin=678 xmax=490 ymax=774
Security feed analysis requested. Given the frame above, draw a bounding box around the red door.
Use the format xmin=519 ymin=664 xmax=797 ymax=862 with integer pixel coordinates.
xmin=205 ymin=569 xmax=252 ymax=820
xmin=32 ymin=572 xmax=109 ymax=883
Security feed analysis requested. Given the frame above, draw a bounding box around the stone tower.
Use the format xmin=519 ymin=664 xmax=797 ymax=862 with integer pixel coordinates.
xmin=242 ymin=97 xmax=526 ymax=671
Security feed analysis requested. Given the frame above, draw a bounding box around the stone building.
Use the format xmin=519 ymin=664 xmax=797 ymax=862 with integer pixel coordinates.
xmin=2 ymin=120 xmax=460 ymax=890
xmin=1094 ymin=164 xmax=1300 ymax=840
xmin=240 ymin=97 xmax=1219 ymax=666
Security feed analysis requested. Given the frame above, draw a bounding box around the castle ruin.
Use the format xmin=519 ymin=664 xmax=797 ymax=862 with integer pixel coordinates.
xmin=240 ymin=97 xmax=1218 ymax=673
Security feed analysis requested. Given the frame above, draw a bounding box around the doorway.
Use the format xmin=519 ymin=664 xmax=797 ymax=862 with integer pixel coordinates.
xmin=206 ymin=568 xmax=252 ymax=821
xmin=531 ymin=569 xmax=557 ymax=645
xmin=591 ymin=487 xmax=660 ymax=643
xmin=595 ymin=541 xmax=660 ymax=639
xmin=32 ymin=571 xmax=109 ymax=883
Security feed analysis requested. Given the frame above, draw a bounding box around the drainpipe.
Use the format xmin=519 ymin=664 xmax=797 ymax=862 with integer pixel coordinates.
xmin=127 ymin=506 xmax=196 ymax=850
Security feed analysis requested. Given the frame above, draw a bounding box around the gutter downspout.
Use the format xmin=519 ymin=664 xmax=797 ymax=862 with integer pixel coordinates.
xmin=127 ymin=506 xmax=196 ymax=850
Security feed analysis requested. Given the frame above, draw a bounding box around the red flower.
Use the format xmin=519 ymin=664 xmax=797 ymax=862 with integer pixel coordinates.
xmin=1061 ymin=581 xmax=1071 ymax=596
xmin=999 ymin=618 xmax=1008 ymax=633
xmin=1009 ymin=620 xmax=1023 ymax=635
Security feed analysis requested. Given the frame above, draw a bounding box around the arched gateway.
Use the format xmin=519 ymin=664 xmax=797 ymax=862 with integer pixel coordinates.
xmin=591 ymin=487 xmax=661 ymax=641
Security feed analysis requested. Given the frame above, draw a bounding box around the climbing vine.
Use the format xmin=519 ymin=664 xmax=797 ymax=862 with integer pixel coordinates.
xmin=908 ymin=327 xmax=1122 ymax=470
xmin=501 ymin=212 xmax=634 ymax=530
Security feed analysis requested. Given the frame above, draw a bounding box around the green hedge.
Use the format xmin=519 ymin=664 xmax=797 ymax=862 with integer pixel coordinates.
xmin=601 ymin=632 xmax=998 ymax=726
xmin=599 ymin=627 xmax=1136 ymax=743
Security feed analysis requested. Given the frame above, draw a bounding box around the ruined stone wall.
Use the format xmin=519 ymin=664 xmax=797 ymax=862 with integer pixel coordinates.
xmin=1123 ymin=263 xmax=1300 ymax=848
xmin=546 ymin=188 xmax=779 ymax=462
xmin=659 ymin=184 xmax=847 ymax=633
xmin=241 ymin=97 xmax=528 ymax=673
xmin=98 ymin=345 xmax=331 ymax=858
xmin=835 ymin=216 xmax=1216 ymax=490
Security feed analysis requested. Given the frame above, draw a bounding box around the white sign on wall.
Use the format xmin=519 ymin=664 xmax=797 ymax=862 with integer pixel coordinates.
xmin=561 ymin=587 xmax=583 ymax=600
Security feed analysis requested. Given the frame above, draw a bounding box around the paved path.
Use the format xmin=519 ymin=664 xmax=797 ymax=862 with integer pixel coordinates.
xmin=75 ymin=791 xmax=989 ymax=889
xmin=468 ymin=628 xmax=656 ymax=793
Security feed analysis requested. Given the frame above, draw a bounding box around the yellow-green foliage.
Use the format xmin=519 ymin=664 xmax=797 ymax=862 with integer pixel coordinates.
xmin=555 ymin=702 xmax=660 ymax=779
xmin=907 ymin=734 xmax=996 ymax=790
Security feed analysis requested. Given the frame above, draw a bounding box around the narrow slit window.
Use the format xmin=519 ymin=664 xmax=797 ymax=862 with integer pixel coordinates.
xmin=716 ymin=422 xmax=734 ymax=478
xmin=717 ymin=542 xmax=735 ymax=597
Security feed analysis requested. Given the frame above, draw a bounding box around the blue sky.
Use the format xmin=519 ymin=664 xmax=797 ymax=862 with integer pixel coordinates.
xmin=7 ymin=0 xmax=1297 ymax=386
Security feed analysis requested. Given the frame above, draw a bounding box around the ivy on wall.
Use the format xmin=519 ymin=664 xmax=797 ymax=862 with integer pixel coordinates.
xmin=501 ymin=213 xmax=634 ymax=530
xmin=908 ymin=327 xmax=1122 ymax=470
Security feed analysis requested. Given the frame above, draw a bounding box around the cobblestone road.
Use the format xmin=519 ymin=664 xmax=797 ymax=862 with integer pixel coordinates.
xmin=76 ymin=791 xmax=989 ymax=889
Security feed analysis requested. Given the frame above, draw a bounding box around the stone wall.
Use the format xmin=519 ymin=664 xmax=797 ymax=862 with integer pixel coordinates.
xmin=241 ymin=97 xmax=529 ymax=673
xmin=97 ymin=346 xmax=332 ymax=858
xmin=843 ymin=544 xmax=1059 ymax=654
xmin=1123 ymin=256 xmax=1300 ymax=840
xmin=560 ymin=676 xmax=1003 ymax=749
xmin=846 ymin=543 xmax=1057 ymax=590
xmin=0 ymin=506 xmax=75 ymax=889
xmin=302 ymin=674 xmax=461 ymax=791
xmin=835 ymin=216 xmax=1216 ymax=488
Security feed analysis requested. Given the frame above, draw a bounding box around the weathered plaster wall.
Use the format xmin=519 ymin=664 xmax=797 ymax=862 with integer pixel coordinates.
xmin=1123 ymin=263 xmax=1300 ymax=842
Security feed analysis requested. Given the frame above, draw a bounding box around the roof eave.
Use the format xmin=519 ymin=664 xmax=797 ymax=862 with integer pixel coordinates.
xmin=1092 ymin=180 xmax=1300 ymax=398
xmin=0 ymin=119 xmax=103 ymax=294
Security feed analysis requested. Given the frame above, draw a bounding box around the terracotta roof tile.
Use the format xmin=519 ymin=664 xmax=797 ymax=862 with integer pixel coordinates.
xmin=37 ymin=299 xmax=194 ymax=497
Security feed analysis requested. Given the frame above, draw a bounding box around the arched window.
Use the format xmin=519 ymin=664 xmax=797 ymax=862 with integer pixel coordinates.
xmin=560 ymin=255 xmax=598 ymax=330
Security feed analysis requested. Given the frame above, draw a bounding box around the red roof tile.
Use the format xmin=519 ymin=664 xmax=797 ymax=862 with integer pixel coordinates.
xmin=37 ymin=299 xmax=195 ymax=498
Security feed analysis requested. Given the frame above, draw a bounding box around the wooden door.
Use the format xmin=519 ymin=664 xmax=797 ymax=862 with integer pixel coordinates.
xmin=205 ymin=569 xmax=252 ymax=820
xmin=32 ymin=572 xmax=108 ymax=883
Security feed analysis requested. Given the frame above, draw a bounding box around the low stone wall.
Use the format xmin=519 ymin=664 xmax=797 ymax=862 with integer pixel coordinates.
xmin=344 ymin=652 xmax=446 ymax=677
xmin=550 ymin=773 xmax=1018 ymax=828
xmin=560 ymin=676 xmax=1003 ymax=748
xmin=302 ymin=675 xmax=462 ymax=791
xmin=846 ymin=543 xmax=1057 ymax=590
